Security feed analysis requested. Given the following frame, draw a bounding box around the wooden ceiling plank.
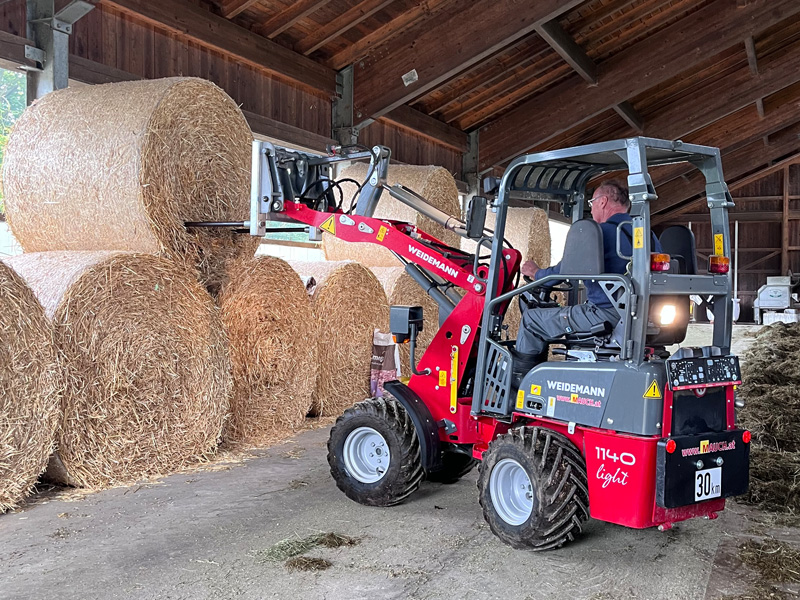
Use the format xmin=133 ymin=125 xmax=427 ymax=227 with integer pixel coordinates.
xmin=255 ymin=0 xmax=332 ymax=39
xmin=326 ymin=0 xmax=453 ymax=70
xmin=294 ymin=0 xmax=397 ymax=56
xmin=352 ymin=0 xmax=585 ymax=120
xmin=478 ymin=0 xmax=800 ymax=170
xmin=102 ymin=0 xmax=337 ymax=94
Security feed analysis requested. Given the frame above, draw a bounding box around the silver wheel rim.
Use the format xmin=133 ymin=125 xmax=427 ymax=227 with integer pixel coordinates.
xmin=342 ymin=427 xmax=391 ymax=484
xmin=489 ymin=458 xmax=534 ymax=526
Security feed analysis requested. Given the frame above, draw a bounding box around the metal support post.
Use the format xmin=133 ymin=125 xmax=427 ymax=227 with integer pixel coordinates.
xmin=332 ymin=65 xmax=359 ymax=146
xmin=462 ymin=131 xmax=479 ymax=204
xmin=25 ymin=0 xmax=94 ymax=104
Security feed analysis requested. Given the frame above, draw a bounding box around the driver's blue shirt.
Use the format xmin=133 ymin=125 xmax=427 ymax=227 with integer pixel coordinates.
xmin=533 ymin=213 xmax=662 ymax=309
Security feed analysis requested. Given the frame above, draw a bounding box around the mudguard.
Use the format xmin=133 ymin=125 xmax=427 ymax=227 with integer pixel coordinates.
xmin=384 ymin=380 xmax=442 ymax=473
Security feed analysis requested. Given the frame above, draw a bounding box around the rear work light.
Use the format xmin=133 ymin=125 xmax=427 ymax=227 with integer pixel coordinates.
xmin=650 ymin=253 xmax=671 ymax=272
xmin=709 ymin=255 xmax=730 ymax=274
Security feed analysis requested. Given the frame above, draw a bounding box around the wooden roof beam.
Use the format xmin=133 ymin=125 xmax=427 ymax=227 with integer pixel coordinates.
xmin=254 ymin=0 xmax=332 ymax=38
xmin=535 ymin=19 xmax=597 ymax=84
xmin=352 ymin=0 xmax=585 ymax=121
xmin=478 ymin=0 xmax=800 ymax=170
xmin=102 ymin=0 xmax=337 ymax=94
xmin=382 ymin=104 xmax=469 ymax=152
xmin=295 ymin=0 xmax=396 ymax=56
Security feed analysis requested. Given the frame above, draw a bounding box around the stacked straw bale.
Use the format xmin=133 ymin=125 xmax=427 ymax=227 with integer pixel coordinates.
xmin=462 ymin=207 xmax=552 ymax=336
xmin=219 ymin=256 xmax=317 ymax=445
xmin=324 ymin=164 xmax=461 ymax=266
xmin=0 ymin=262 xmax=61 ymax=511
xmin=2 ymin=77 xmax=258 ymax=294
xmin=371 ymin=267 xmax=441 ymax=367
xmin=289 ymin=261 xmax=389 ymax=416
xmin=6 ymin=251 xmax=231 ymax=488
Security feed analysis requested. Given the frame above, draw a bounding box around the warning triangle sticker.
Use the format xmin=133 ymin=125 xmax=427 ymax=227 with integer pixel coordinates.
xmin=320 ymin=215 xmax=336 ymax=236
xmin=644 ymin=380 xmax=662 ymax=399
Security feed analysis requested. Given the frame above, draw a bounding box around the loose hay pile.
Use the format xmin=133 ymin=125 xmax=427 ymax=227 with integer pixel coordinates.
xmin=323 ymin=164 xmax=461 ymax=267
xmin=6 ymin=251 xmax=231 ymax=488
xmin=289 ymin=261 xmax=389 ymax=416
xmin=462 ymin=207 xmax=552 ymax=336
xmin=371 ymin=267 xmax=441 ymax=366
xmin=0 ymin=262 xmax=61 ymax=511
xmin=219 ymin=257 xmax=317 ymax=445
xmin=738 ymin=322 xmax=800 ymax=513
xmin=2 ymin=77 xmax=258 ymax=292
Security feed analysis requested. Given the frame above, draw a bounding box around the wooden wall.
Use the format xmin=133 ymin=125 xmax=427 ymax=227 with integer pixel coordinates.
xmin=0 ymin=0 xmax=460 ymax=169
xmin=673 ymin=163 xmax=800 ymax=322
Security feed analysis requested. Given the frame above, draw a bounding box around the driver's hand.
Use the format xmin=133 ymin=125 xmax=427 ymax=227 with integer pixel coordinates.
xmin=520 ymin=260 xmax=540 ymax=279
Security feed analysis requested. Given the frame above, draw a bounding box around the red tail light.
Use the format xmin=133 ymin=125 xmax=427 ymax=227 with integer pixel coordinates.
xmin=650 ymin=253 xmax=671 ymax=272
xmin=743 ymin=430 xmax=751 ymax=444
xmin=709 ymin=255 xmax=730 ymax=274
xmin=665 ymin=439 xmax=677 ymax=454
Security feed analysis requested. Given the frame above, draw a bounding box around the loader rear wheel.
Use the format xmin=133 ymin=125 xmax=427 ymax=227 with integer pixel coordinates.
xmin=426 ymin=450 xmax=478 ymax=484
xmin=478 ymin=426 xmax=589 ymax=550
xmin=327 ymin=397 xmax=423 ymax=507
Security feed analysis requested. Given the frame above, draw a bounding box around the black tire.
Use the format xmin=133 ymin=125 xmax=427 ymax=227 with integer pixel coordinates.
xmin=426 ymin=451 xmax=478 ymax=484
xmin=478 ymin=426 xmax=589 ymax=550
xmin=327 ymin=397 xmax=423 ymax=507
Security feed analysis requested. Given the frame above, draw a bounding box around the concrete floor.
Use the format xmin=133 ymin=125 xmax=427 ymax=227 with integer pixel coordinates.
xmin=0 ymin=424 xmax=791 ymax=600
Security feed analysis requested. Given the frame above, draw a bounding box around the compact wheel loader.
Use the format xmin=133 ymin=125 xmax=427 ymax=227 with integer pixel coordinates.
xmin=194 ymin=136 xmax=749 ymax=550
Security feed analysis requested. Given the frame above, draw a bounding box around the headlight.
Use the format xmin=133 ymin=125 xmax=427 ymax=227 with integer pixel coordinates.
xmin=660 ymin=304 xmax=676 ymax=326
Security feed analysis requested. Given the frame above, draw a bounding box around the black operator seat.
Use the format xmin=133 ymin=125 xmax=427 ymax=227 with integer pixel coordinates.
xmin=559 ymin=219 xmax=615 ymax=342
xmin=659 ymin=225 xmax=697 ymax=275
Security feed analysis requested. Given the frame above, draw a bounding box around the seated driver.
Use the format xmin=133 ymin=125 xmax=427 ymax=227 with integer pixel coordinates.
xmin=516 ymin=180 xmax=661 ymax=364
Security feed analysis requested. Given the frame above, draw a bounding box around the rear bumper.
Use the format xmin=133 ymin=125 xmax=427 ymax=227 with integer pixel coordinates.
xmin=656 ymin=430 xmax=750 ymax=509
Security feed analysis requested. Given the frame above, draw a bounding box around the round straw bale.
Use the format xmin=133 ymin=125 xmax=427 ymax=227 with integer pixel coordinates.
xmin=0 ymin=262 xmax=61 ymax=511
xmin=219 ymin=256 xmax=317 ymax=445
xmin=324 ymin=164 xmax=461 ymax=266
xmin=5 ymin=251 xmax=231 ymax=488
xmin=288 ymin=261 xmax=389 ymax=416
xmin=462 ymin=207 xmax=552 ymax=336
xmin=371 ymin=267 xmax=440 ymax=367
xmin=2 ymin=77 xmax=258 ymax=290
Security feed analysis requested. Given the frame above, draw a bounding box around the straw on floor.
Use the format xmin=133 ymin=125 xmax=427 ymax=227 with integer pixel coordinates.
xmin=6 ymin=251 xmax=231 ymax=488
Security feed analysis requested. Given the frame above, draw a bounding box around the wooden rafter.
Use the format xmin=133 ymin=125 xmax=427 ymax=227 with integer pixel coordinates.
xmin=782 ymin=166 xmax=790 ymax=274
xmin=352 ymin=0 xmax=585 ymax=120
xmin=478 ymin=0 xmax=800 ymax=170
xmin=382 ymin=104 xmax=468 ymax=152
xmin=102 ymin=0 xmax=337 ymax=93
xmin=254 ymin=0 xmax=332 ymax=39
xmin=535 ymin=19 xmax=597 ymax=84
xmin=294 ymin=0 xmax=396 ymax=56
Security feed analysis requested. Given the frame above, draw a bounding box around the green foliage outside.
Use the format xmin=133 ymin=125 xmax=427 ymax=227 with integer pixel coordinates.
xmin=0 ymin=69 xmax=27 ymax=214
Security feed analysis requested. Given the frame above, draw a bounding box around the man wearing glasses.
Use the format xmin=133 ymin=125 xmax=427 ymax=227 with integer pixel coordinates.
xmin=514 ymin=180 xmax=661 ymax=370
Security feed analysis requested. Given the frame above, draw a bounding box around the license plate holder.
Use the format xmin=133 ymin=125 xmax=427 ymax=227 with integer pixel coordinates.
xmin=694 ymin=467 xmax=722 ymax=501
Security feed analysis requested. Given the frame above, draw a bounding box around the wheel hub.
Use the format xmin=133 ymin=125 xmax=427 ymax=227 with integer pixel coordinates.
xmin=489 ymin=458 xmax=534 ymax=526
xmin=342 ymin=427 xmax=391 ymax=484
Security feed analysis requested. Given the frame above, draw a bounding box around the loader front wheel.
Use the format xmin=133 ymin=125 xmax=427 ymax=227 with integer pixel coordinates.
xmin=478 ymin=426 xmax=589 ymax=550
xmin=327 ymin=398 xmax=423 ymax=507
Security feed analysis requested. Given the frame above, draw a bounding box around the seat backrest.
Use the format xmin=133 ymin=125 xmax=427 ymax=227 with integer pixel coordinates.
xmin=560 ymin=219 xmax=604 ymax=275
xmin=659 ymin=226 xmax=697 ymax=275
